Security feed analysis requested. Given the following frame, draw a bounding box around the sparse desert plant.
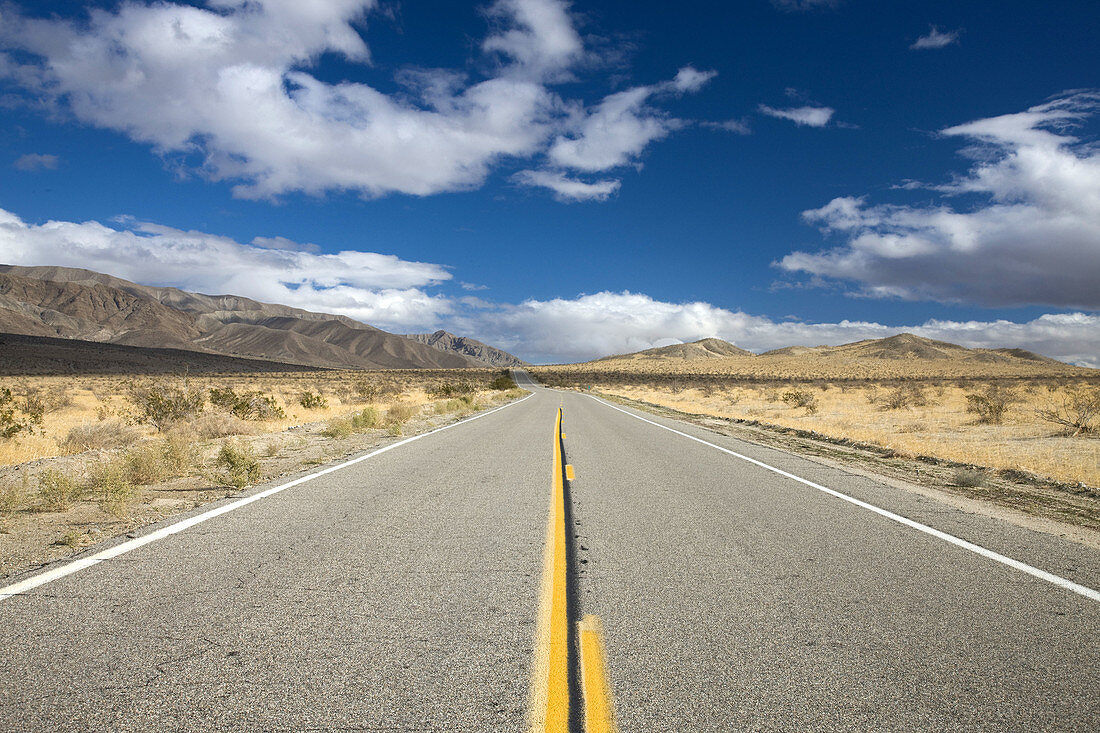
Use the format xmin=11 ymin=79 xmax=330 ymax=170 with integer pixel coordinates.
xmin=209 ymin=387 xmax=285 ymax=421
xmin=880 ymin=384 xmax=928 ymax=410
xmin=37 ymin=468 xmax=81 ymax=511
xmin=128 ymin=382 xmax=205 ymax=430
xmin=385 ymin=401 xmax=417 ymax=427
xmin=321 ymin=418 xmax=354 ymax=439
xmin=430 ymin=381 xmax=474 ymax=398
xmin=187 ymin=412 xmax=254 ymax=438
xmin=354 ymin=379 xmax=380 ymax=402
xmin=965 ymin=385 xmax=1017 ymax=424
xmin=87 ymin=459 xmax=137 ymax=517
xmin=490 ymin=374 xmax=517 ymax=391
xmin=62 ymin=420 xmax=140 ymax=452
xmin=350 ymin=406 xmax=380 ymax=430
xmin=218 ymin=440 xmax=261 ymax=489
xmin=1036 ymin=387 xmax=1100 ymax=436
xmin=298 ymin=391 xmax=328 ymax=410
xmin=953 ymin=468 xmax=988 ymax=488
xmin=0 ymin=388 xmax=35 ymax=440
xmin=781 ymin=389 xmax=818 ymax=415
xmin=0 ymin=475 xmax=30 ymax=522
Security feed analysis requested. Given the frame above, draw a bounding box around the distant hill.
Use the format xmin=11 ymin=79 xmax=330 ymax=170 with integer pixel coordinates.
xmin=406 ymin=330 xmax=527 ymax=368
xmin=549 ymin=332 xmax=1088 ymax=380
xmin=598 ymin=337 xmax=753 ymax=362
xmin=0 ymin=265 xmax=512 ymax=370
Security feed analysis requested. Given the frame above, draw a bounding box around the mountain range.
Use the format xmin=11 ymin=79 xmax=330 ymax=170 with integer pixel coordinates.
xmin=0 ymin=265 xmax=522 ymax=370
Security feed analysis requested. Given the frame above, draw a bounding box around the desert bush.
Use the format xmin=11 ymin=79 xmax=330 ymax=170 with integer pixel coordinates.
xmin=121 ymin=434 xmax=199 ymax=485
xmin=87 ymin=460 xmax=136 ymax=517
xmin=37 ymin=469 xmax=81 ymax=511
xmin=209 ymin=387 xmax=285 ymax=421
xmin=218 ymin=441 xmax=261 ymax=489
xmin=0 ymin=388 xmax=35 ymax=440
xmin=128 ymin=383 xmax=205 ymax=430
xmin=188 ymin=412 xmax=254 ymax=438
xmin=880 ymin=384 xmax=928 ymax=410
xmin=354 ymin=379 xmax=380 ymax=402
xmin=1036 ymin=387 xmax=1100 ymax=436
xmin=0 ymin=476 xmax=30 ymax=520
xmin=351 ymin=406 xmax=380 ymax=430
xmin=299 ymin=391 xmax=328 ymax=409
xmin=63 ymin=420 xmax=140 ymax=452
xmin=953 ymin=468 xmax=987 ymax=488
xmin=781 ymin=389 xmax=818 ymax=415
xmin=385 ymin=402 xmax=417 ymax=426
xmin=965 ymin=385 xmax=1017 ymax=424
xmin=490 ymin=374 xmax=517 ymax=391
xmin=321 ymin=418 xmax=354 ymax=439
xmin=430 ymin=381 xmax=474 ymax=398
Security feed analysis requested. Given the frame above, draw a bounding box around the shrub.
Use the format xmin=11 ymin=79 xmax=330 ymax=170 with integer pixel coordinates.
xmin=87 ymin=460 xmax=136 ymax=517
xmin=953 ymin=468 xmax=987 ymax=488
xmin=0 ymin=388 xmax=34 ymax=440
xmin=188 ymin=412 xmax=254 ymax=438
xmin=354 ymin=380 xmax=380 ymax=402
xmin=37 ymin=469 xmax=81 ymax=511
xmin=781 ymin=389 xmax=818 ymax=415
xmin=490 ymin=374 xmax=517 ymax=391
xmin=1036 ymin=387 xmax=1100 ymax=436
xmin=63 ymin=420 xmax=140 ymax=453
xmin=350 ymin=406 xmax=380 ymax=430
xmin=209 ymin=387 xmax=285 ymax=421
xmin=880 ymin=384 xmax=928 ymax=410
xmin=321 ymin=418 xmax=354 ymax=439
xmin=965 ymin=385 xmax=1016 ymax=424
xmin=299 ymin=391 xmax=328 ymax=410
xmin=128 ymin=383 xmax=205 ymax=430
xmin=385 ymin=402 xmax=417 ymax=426
xmin=0 ymin=476 xmax=30 ymax=520
xmin=218 ymin=441 xmax=261 ymax=489
xmin=430 ymin=381 xmax=474 ymax=398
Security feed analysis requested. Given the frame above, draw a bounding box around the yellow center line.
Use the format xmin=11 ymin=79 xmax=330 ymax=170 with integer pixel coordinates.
xmin=579 ymin=615 xmax=617 ymax=733
xmin=529 ymin=407 xmax=617 ymax=733
xmin=529 ymin=407 xmax=570 ymax=732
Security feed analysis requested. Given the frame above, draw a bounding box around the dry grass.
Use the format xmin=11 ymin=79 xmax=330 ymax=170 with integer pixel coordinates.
xmin=576 ymin=379 xmax=1100 ymax=488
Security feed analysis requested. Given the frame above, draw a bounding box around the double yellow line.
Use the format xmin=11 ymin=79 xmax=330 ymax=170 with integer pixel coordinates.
xmin=529 ymin=408 xmax=616 ymax=733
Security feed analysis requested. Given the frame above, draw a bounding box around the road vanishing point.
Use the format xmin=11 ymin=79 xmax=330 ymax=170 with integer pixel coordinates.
xmin=1 ymin=371 xmax=1098 ymax=731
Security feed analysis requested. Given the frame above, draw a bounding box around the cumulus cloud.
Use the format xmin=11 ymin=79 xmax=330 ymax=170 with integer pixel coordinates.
xmin=0 ymin=0 xmax=703 ymax=201
xmin=0 ymin=206 xmax=452 ymax=331
xmin=771 ymin=0 xmax=840 ymax=11
xmin=758 ymin=104 xmax=835 ymax=127
xmin=12 ymin=153 xmax=59 ymax=171
xmin=545 ymin=66 xmax=715 ymax=172
xmin=911 ymin=26 xmax=961 ymax=50
xmin=1 ymin=206 xmax=1096 ymax=365
xmin=778 ymin=91 xmax=1100 ymax=309
xmin=513 ymin=170 xmax=621 ymax=201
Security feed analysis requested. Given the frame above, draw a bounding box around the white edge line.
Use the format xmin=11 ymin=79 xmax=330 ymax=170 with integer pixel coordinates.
xmin=589 ymin=394 xmax=1100 ymax=603
xmin=0 ymin=392 xmax=535 ymax=602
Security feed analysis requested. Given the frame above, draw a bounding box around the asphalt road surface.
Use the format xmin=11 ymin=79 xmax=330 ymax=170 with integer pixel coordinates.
xmin=1 ymin=371 xmax=1098 ymax=731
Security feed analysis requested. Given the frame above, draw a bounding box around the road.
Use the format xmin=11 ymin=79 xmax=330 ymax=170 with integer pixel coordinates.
xmin=1 ymin=371 xmax=1098 ymax=731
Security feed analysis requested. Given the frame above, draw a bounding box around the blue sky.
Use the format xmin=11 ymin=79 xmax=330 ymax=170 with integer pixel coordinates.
xmin=0 ymin=0 xmax=1098 ymax=364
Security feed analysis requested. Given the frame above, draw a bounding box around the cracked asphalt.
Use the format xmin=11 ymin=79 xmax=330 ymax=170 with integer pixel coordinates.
xmin=1 ymin=374 xmax=1098 ymax=731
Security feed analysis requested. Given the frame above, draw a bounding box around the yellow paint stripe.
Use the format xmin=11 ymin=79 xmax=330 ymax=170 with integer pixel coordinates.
xmin=579 ymin=615 xmax=617 ymax=733
xmin=529 ymin=408 xmax=570 ymax=732
xmin=565 ymin=464 xmax=576 ymax=481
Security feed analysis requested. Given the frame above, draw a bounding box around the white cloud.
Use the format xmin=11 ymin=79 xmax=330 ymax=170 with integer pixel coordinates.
xmin=0 ymin=206 xmax=452 ymax=331
xmin=546 ymin=66 xmax=714 ymax=172
xmin=703 ymin=119 xmax=751 ymax=135
xmin=779 ymin=91 xmax=1100 ymax=309
xmin=770 ymin=0 xmax=839 ymax=11
xmin=758 ymin=104 xmax=835 ymax=127
xmin=911 ymin=26 xmax=960 ymax=50
xmin=0 ymin=0 xmax=703 ymax=201
xmin=12 ymin=153 xmax=58 ymax=171
xmin=513 ymin=170 xmax=621 ymax=201
xmin=1 ymin=205 xmax=1096 ymax=366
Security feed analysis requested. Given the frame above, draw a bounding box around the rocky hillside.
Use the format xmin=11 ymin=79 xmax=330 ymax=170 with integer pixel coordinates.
xmin=406 ymin=330 xmax=527 ymax=368
xmin=0 ymin=265 xmax=513 ymax=370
